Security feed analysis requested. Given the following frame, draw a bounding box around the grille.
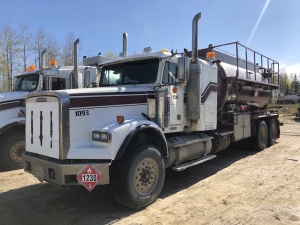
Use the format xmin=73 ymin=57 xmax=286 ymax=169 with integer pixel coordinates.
xmin=26 ymin=96 xmax=60 ymax=159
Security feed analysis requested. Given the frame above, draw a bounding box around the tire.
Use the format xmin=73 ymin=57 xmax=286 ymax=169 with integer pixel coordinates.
xmin=111 ymin=145 xmax=165 ymax=209
xmin=0 ymin=130 xmax=25 ymax=170
xmin=268 ymin=118 xmax=277 ymax=146
xmin=251 ymin=120 xmax=268 ymax=151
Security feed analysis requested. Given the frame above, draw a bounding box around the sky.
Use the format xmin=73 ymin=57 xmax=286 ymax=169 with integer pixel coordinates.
xmin=1 ymin=0 xmax=300 ymax=75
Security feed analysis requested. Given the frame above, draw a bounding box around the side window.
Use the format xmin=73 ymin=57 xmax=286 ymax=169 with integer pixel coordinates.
xmin=162 ymin=61 xmax=177 ymax=84
xmin=43 ymin=77 xmax=66 ymax=90
xmin=52 ymin=77 xmax=66 ymax=90
xmin=100 ymin=67 xmax=123 ymax=86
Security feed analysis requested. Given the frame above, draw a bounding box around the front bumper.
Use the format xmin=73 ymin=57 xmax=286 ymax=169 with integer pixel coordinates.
xmin=23 ymin=152 xmax=110 ymax=186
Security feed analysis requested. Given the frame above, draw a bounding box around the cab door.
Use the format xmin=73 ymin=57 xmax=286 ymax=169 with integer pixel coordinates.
xmin=162 ymin=61 xmax=183 ymax=126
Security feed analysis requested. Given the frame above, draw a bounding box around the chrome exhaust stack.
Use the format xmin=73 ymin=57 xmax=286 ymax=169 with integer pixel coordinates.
xmin=185 ymin=12 xmax=202 ymax=133
xmin=119 ymin=32 xmax=128 ymax=57
xmin=40 ymin=50 xmax=46 ymax=70
xmin=192 ymin=13 xmax=201 ymax=62
xmin=72 ymin=38 xmax=79 ymax=89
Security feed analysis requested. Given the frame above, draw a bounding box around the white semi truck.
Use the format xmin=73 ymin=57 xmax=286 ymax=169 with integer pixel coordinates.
xmin=23 ymin=13 xmax=281 ymax=209
xmin=0 ymin=39 xmax=107 ymax=170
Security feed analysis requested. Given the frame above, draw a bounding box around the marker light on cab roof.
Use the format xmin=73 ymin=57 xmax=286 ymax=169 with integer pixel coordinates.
xmin=160 ymin=49 xmax=168 ymax=53
xmin=206 ymin=52 xmax=215 ymax=62
xmin=49 ymin=60 xmax=57 ymax=67
xmin=26 ymin=65 xmax=36 ymax=72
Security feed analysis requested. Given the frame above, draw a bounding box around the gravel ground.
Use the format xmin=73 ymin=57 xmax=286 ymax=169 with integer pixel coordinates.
xmin=0 ymin=116 xmax=299 ymax=225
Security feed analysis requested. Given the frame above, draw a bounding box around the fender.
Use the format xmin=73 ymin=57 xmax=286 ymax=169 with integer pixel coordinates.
xmin=68 ymin=119 xmax=167 ymax=160
xmin=115 ymin=121 xmax=168 ymax=159
xmin=0 ymin=120 xmax=25 ymax=136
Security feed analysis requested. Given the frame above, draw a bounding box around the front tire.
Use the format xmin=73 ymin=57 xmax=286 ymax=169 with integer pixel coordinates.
xmin=0 ymin=130 xmax=25 ymax=170
xmin=111 ymin=145 xmax=165 ymax=209
xmin=252 ymin=120 xmax=268 ymax=151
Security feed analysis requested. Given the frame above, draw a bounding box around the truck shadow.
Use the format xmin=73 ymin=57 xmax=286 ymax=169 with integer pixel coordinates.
xmin=161 ymin=141 xmax=256 ymax=198
xmin=0 ymin=142 xmax=257 ymax=225
xmin=294 ymin=118 xmax=300 ymax=123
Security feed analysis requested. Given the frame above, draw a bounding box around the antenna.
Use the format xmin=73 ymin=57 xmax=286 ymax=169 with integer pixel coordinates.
xmin=171 ymin=8 xmax=178 ymax=51
xmin=134 ymin=23 xmax=146 ymax=54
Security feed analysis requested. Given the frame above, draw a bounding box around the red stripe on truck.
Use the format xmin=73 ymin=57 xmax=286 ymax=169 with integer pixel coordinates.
xmin=0 ymin=101 xmax=20 ymax=111
xmin=69 ymin=94 xmax=148 ymax=108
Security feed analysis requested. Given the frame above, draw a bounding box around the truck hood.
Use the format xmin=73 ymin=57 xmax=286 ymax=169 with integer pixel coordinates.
xmin=60 ymin=86 xmax=152 ymax=96
xmin=0 ymin=91 xmax=29 ymax=103
xmin=57 ymin=86 xmax=153 ymax=109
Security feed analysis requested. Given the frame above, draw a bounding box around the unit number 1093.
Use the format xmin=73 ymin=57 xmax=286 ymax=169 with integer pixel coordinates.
xmin=75 ymin=110 xmax=89 ymax=117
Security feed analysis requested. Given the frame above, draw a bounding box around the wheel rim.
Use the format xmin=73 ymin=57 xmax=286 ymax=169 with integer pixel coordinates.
xmin=9 ymin=141 xmax=25 ymax=164
xmin=260 ymin=124 xmax=268 ymax=148
xmin=134 ymin=158 xmax=159 ymax=195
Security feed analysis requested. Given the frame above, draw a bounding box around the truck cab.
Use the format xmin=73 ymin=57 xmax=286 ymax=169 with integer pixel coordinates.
xmin=0 ymin=47 xmax=106 ymax=170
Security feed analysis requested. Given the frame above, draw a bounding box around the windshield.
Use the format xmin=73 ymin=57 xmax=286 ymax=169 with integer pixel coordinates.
xmin=13 ymin=74 xmax=39 ymax=92
xmin=99 ymin=58 xmax=159 ymax=87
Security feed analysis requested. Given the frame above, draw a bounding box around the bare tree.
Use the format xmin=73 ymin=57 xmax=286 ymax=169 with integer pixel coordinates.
xmin=33 ymin=27 xmax=46 ymax=69
xmin=19 ymin=22 xmax=32 ymax=72
xmin=0 ymin=32 xmax=4 ymax=91
xmin=61 ymin=32 xmax=76 ymax=66
xmin=104 ymin=51 xmax=116 ymax=59
xmin=46 ymin=32 xmax=60 ymax=65
xmin=1 ymin=24 xmax=18 ymax=91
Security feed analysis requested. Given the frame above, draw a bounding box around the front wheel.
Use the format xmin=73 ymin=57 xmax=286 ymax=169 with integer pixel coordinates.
xmin=0 ymin=130 xmax=25 ymax=170
xmin=111 ymin=145 xmax=165 ymax=209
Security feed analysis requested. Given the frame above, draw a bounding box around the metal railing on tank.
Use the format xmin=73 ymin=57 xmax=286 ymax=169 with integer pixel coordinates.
xmin=207 ymin=41 xmax=280 ymax=126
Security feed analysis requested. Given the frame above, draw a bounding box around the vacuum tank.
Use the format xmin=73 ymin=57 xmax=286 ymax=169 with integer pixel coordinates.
xmin=197 ymin=44 xmax=279 ymax=111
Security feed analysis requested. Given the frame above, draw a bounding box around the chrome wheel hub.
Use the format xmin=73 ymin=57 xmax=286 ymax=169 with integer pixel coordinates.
xmin=134 ymin=158 xmax=158 ymax=195
xmin=10 ymin=141 xmax=25 ymax=163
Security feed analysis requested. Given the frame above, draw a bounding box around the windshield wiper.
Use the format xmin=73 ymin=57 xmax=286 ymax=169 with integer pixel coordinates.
xmin=99 ymin=84 xmax=111 ymax=87
xmin=124 ymin=82 xmax=139 ymax=85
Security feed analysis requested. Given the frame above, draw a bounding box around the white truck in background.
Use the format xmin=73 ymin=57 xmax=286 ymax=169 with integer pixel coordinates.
xmin=0 ymin=39 xmax=108 ymax=170
xmin=23 ymin=13 xmax=281 ymax=209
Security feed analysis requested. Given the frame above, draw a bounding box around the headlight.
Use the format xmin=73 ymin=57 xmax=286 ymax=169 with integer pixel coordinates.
xmin=92 ymin=131 xmax=112 ymax=143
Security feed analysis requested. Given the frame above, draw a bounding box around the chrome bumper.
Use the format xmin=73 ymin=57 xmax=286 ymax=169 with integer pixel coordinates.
xmin=23 ymin=152 xmax=110 ymax=186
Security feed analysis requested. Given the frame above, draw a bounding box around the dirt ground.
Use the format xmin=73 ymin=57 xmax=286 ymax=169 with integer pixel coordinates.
xmin=0 ymin=116 xmax=300 ymax=225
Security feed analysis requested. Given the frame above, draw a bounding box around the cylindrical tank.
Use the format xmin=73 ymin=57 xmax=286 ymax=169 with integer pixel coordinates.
xmin=216 ymin=61 xmax=272 ymax=110
xmin=195 ymin=48 xmax=274 ymax=110
xmin=165 ymin=133 xmax=212 ymax=168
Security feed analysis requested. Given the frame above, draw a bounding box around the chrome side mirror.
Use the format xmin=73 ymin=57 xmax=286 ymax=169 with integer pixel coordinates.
xmin=44 ymin=74 xmax=52 ymax=91
xmin=178 ymin=56 xmax=190 ymax=81
xmin=84 ymin=70 xmax=91 ymax=87
xmin=177 ymin=56 xmax=190 ymax=86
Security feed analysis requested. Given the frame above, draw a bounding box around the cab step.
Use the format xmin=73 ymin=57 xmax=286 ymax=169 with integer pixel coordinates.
xmin=172 ymin=154 xmax=216 ymax=171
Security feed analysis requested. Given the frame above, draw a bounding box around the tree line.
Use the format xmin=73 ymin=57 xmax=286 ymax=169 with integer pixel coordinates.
xmin=0 ymin=23 xmax=299 ymax=95
xmin=279 ymin=71 xmax=300 ymax=96
xmin=0 ymin=23 xmax=80 ymax=91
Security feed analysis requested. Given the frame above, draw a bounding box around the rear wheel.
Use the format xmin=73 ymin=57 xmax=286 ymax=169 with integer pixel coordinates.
xmin=268 ymin=118 xmax=277 ymax=146
xmin=0 ymin=130 xmax=25 ymax=170
xmin=111 ymin=145 xmax=165 ymax=209
xmin=252 ymin=120 xmax=268 ymax=151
